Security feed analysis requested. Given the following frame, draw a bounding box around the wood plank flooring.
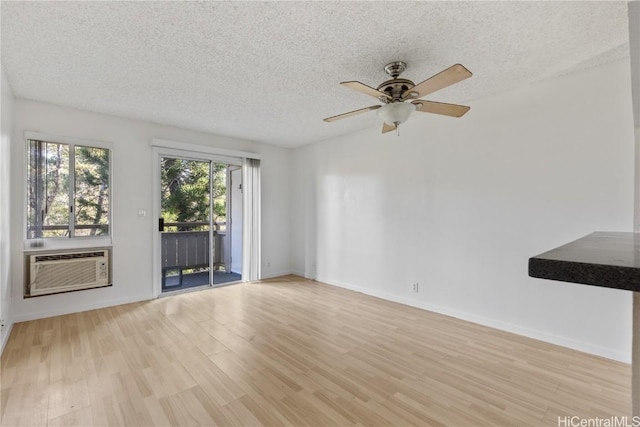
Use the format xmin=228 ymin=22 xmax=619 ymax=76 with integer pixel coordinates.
xmin=0 ymin=275 xmax=630 ymax=426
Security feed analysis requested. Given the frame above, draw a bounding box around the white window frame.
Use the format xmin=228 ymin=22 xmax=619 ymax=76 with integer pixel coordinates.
xmin=23 ymin=131 xmax=113 ymax=251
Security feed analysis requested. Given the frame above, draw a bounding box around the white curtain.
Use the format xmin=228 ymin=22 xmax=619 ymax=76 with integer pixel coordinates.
xmin=242 ymin=158 xmax=261 ymax=281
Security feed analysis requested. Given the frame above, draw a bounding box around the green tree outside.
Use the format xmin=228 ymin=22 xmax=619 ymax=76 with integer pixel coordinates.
xmin=160 ymin=158 xmax=227 ymax=231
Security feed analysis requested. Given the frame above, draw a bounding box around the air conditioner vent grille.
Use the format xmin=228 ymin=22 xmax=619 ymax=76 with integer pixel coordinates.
xmin=32 ymin=259 xmax=99 ymax=291
xmin=34 ymin=251 xmax=105 ymax=262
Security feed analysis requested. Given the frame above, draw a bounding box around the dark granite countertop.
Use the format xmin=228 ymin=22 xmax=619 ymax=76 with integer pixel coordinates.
xmin=528 ymin=231 xmax=640 ymax=292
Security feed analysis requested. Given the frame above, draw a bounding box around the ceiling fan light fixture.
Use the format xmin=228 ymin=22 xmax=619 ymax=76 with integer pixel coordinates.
xmin=377 ymin=102 xmax=416 ymax=126
xmin=323 ymin=61 xmax=472 ymax=134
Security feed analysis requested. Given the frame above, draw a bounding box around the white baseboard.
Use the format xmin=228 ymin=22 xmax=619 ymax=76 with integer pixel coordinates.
xmin=290 ymin=269 xmax=309 ymax=278
xmin=260 ymin=270 xmax=294 ymax=280
xmin=13 ymin=294 xmax=153 ymax=323
xmin=1 ymin=320 xmax=13 ymax=355
xmin=312 ymin=274 xmax=629 ymax=364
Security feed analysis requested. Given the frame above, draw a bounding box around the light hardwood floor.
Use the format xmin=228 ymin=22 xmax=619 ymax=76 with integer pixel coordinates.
xmin=0 ymin=275 xmax=630 ymax=426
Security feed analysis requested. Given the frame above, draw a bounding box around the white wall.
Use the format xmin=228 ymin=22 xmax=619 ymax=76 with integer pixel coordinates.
xmin=291 ymin=59 xmax=636 ymax=362
xmin=1 ymin=68 xmax=14 ymax=351
xmin=10 ymin=100 xmax=291 ymax=322
xmin=629 ymin=0 xmax=640 ymax=231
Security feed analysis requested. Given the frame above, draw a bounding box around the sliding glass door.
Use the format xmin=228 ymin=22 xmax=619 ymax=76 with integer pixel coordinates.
xmin=159 ymin=156 xmax=212 ymax=292
xmin=158 ymin=155 xmax=243 ymax=293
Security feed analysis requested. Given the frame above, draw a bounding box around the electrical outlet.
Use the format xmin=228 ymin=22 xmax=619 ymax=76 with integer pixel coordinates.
xmin=267 ymin=260 xmax=271 ymax=268
xmin=0 ymin=319 xmax=5 ymax=331
xmin=412 ymin=282 xmax=419 ymax=292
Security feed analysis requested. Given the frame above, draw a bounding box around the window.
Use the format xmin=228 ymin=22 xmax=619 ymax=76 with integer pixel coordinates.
xmin=27 ymin=138 xmax=111 ymax=239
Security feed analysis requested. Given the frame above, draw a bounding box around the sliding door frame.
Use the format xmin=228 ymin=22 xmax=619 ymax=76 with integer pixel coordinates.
xmin=151 ymin=142 xmax=249 ymax=298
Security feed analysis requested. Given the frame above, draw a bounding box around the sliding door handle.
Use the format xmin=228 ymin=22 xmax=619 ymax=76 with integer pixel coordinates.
xmin=158 ymin=218 xmax=164 ymax=232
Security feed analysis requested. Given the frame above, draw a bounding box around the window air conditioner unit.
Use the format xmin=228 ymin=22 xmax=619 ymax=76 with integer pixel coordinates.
xmin=28 ymin=249 xmax=111 ymax=296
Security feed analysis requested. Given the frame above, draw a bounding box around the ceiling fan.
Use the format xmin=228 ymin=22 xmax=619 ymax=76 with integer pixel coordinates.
xmin=323 ymin=61 xmax=472 ymax=134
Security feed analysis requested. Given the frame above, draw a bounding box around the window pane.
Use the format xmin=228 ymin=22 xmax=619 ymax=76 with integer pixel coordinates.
xmin=26 ymin=140 xmax=70 ymax=238
xmin=74 ymin=146 xmax=110 ymax=236
xmin=160 ymin=158 xmax=210 ymax=232
xmin=213 ymin=163 xmax=227 ymax=233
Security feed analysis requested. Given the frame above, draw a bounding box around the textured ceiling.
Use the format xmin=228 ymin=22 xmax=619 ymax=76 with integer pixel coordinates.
xmin=0 ymin=1 xmax=631 ymax=148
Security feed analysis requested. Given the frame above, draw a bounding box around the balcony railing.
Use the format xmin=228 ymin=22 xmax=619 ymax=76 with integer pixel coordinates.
xmin=160 ymin=222 xmax=227 ymax=271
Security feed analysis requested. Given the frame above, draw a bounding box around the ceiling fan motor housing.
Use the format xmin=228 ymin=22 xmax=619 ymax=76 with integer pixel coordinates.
xmin=378 ymin=61 xmax=415 ymax=102
xmin=377 ymin=78 xmax=415 ymax=103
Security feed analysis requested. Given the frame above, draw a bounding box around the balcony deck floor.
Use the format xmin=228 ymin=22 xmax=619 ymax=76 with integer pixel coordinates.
xmin=163 ymin=270 xmax=241 ymax=292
